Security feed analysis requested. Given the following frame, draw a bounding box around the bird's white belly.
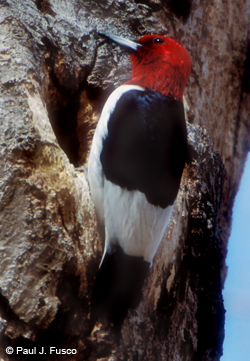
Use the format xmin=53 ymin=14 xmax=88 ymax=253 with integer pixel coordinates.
xmin=103 ymin=179 xmax=173 ymax=263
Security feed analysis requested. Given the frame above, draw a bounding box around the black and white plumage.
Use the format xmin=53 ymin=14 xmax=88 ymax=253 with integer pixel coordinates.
xmin=88 ymin=86 xmax=190 ymax=328
xmin=87 ymin=33 xmax=192 ymax=330
xmin=89 ymin=85 xmax=189 ymax=259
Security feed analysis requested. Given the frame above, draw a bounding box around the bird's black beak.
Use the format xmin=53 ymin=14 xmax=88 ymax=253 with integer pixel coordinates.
xmin=98 ymin=32 xmax=142 ymax=52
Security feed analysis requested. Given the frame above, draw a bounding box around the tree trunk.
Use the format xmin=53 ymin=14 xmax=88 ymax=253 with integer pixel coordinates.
xmin=0 ymin=0 xmax=249 ymax=360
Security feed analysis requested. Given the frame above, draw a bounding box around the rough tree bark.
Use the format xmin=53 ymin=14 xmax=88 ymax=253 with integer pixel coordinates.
xmin=0 ymin=0 xmax=249 ymax=360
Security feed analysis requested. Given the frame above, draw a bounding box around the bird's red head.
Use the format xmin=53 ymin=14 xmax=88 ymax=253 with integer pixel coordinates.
xmin=127 ymin=35 xmax=191 ymax=101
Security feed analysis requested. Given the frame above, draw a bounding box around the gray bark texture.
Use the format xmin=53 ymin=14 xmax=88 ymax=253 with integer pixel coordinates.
xmin=0 ymin=0 xmax=250 ymax=360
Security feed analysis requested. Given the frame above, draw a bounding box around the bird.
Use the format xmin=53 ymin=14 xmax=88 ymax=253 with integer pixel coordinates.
xmin=87 ymin=32 xmax=193 ymax=332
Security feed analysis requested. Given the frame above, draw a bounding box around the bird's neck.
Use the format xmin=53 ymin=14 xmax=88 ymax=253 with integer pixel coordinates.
xmin=126 ymin=75 xmax=184 ymax=101
xmin=126 ymin=56 xmax=189 ymax=101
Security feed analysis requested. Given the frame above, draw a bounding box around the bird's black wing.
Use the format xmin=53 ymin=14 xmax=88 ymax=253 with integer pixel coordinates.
xmin=100 ymin=89 xmax=190 ymax=208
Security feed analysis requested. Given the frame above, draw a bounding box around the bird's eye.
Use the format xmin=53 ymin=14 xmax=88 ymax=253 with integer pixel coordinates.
xmin=153 ymin=37 xmax=166 ymax=45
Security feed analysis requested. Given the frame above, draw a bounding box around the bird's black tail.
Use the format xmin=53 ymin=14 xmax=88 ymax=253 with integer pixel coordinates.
xmin=90 ymin=244 xmax=149 ymax=333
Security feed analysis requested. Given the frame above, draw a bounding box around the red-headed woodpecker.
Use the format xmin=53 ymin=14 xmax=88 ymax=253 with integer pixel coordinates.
xmin=88 ymin=33 xmax=192 ymax=330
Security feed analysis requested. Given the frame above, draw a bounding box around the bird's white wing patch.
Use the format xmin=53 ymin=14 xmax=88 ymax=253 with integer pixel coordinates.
xmin=103 ymin=180 xmax=173 ymax=263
